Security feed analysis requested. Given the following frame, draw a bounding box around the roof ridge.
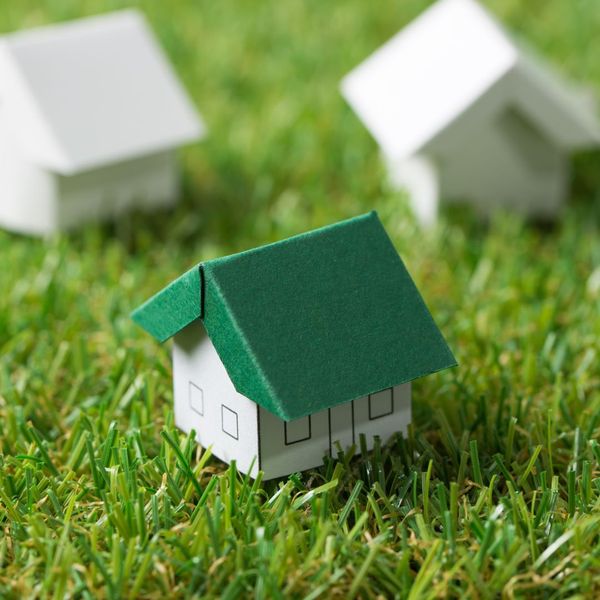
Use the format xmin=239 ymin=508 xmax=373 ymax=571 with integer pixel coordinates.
xmin=2 ymin=9 xmax=144 ymax=45
xmin=207 ymin=211 xmax=378 ymax=268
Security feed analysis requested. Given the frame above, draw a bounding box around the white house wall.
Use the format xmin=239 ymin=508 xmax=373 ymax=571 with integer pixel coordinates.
xmin=57 ymin=150 xmax=179 ymax=230
xmin=259 ymin=385 xmax=412 ymax=480
xmin=258 ymin=406 xmax=331 ymax=480
xmin=173 ymin=324 xmax=260 ymax=478
xmin=385 ymin=154 xmax=440 ymax=227
xmin=174 ymin=325 xmax=412 ymax=480
xmin=0 ymin=114 xmax=58 ymax=235
xmin=354 ymin=385 xmax=412 ymax=452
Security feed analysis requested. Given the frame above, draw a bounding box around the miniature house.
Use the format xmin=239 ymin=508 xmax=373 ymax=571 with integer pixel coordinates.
xmin=341 ymin=0 xmax=600 ymax=226
xmin=0 ymin=10 xmax=205 ymax=235
xmin=132 ymin=212 xmax=456 ymax=479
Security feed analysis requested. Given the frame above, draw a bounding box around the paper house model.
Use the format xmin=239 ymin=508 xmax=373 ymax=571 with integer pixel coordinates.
xmin=341 ymin=0 xmax=600 ymax=226
xmin=132 ymin=212 xmax=456 ymax=479
xmin=0 ymin=10 xmax=204 ymax=235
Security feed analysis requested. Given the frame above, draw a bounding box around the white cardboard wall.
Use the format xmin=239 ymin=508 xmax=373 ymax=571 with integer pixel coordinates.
xmin=173 ymin=325 xmax=413 ymax=480
xmin=173 ymin=325 xmax=260 ymax=478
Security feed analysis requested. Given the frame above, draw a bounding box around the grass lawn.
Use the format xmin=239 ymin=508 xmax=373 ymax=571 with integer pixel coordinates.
xmin=1 ymin=0 xmax=600 ymax=597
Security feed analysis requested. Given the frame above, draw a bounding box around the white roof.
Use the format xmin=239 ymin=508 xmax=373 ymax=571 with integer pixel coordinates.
xmin=341 ymin=0 xmax=600 ymax=161
xmin=0 ymin=10 xmax=205 ymax=174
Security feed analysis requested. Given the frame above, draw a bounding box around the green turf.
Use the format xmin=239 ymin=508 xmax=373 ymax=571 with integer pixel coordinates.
xmin=1 ymin=1 xmax=600 ymax=597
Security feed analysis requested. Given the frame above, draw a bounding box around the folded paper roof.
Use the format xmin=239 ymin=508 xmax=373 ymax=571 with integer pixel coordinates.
xmin=0 ymin=10 xmax=204 ymax=174
xmin=132 ymin=212 xmax=456 ymax=420
xmin=341 ymin=0 xmax=600 ymax=162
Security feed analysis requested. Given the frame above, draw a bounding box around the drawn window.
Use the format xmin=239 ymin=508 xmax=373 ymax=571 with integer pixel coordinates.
xmin=221 ymin=405 xmax=239 ymax=440
xmin=284 ymin=415 xmax=311 ymax=445
xmin=189 ymin=382 xmax=204 ymax=416
xmin=369 ymin=388 xmax=394 ymax=420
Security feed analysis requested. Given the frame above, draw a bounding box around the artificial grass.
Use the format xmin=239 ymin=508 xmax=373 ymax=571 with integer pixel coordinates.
xmin=1 ymin=0 xmax=600 ymax=597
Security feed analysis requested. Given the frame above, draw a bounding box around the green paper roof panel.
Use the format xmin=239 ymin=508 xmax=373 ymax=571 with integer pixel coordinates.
xmin=132 ymin=212 xmax=457 ymax=420
xmin=131 ymin=265 xmax=201 ymax=343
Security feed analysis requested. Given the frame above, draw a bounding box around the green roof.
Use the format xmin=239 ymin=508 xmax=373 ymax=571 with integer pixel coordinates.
xmin=132 ymin=212 xmax=456 ymax=420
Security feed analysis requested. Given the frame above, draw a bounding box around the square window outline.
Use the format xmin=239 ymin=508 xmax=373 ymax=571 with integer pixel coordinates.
xmin=221 ymin=404 xmax=239 ymax=440
xmin=284 ymin=415 xmax=312 ymax=445
xmin=189 ymin=381 xmax=204 ymax=416
xmin=368 ymin=388 xmax=394 ymax=420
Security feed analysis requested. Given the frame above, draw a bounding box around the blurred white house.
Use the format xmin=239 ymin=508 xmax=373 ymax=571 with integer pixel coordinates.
xmin=341 ymin=0 xmax=600 ymax=226
xmin=0 ymin=10 xmax=205 ymax=235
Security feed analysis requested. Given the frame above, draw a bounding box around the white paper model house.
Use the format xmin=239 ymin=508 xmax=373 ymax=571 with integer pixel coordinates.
xmin=341 ymin=0 xmax=600 ymax=226
xmin=0 ymin=10 xmax=205 ymax=235
xmin=132 ymin=212 xmax=456 ymax=479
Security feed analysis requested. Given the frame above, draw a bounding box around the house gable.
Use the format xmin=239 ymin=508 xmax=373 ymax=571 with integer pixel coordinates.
xmin=496 ymin=106 xmax=560 ymax=173
xmin=510 ymin=55 xmax=600 ymax=150
xmin=172 ymin=328 xmax=260 ymax=478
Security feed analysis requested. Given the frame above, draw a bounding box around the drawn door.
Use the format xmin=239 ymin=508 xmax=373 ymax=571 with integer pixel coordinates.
xmin=328 ymin=401 xmax=355 ymax=454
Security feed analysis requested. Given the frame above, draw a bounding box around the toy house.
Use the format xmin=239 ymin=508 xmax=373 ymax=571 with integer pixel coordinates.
xmin=0 ymin=10 xmax=204 ymax=235
xmin=132 ymin=212 xmax=456 ymax=479
xmin=341 ymin=0 xmax=600 ymax=226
